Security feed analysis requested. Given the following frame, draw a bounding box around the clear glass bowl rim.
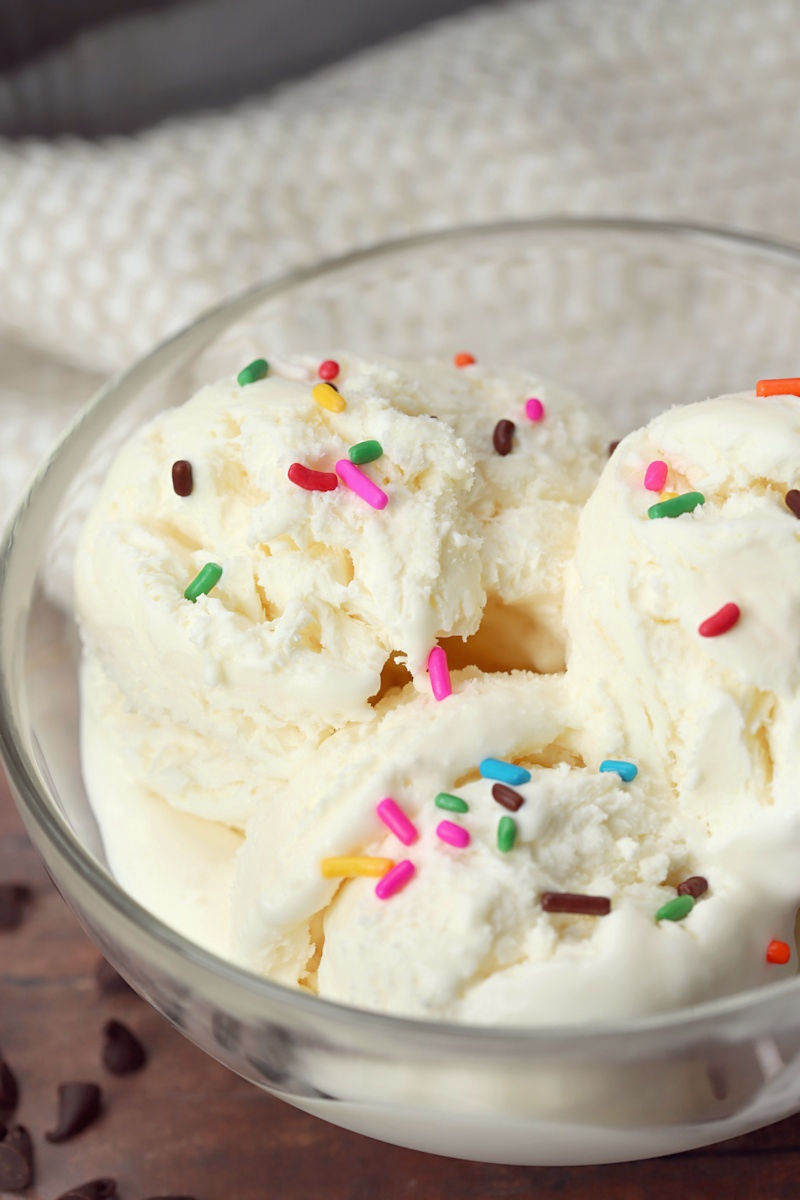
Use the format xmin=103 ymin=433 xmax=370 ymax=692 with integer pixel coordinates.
xmin=3 ymin=214 xmax=800 ymax=1051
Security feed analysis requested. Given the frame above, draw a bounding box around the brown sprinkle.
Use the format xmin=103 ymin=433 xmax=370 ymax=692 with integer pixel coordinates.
xmin=492 ymin=419 xmax=516 ymax=456
xmin=785 ymin=489 xmax=800 ymax=518
xmin=677 ymin=875 xmax=708 ymax=899
xmin=541 ymin=891 xmax=611 ymax=916
xmin=171 ymin=460 xmax=193 ymax=497
xmin=491 ymin=782 xmax=525 ymax=812
xmin=607 ymin=440 xmax=620 ymax=457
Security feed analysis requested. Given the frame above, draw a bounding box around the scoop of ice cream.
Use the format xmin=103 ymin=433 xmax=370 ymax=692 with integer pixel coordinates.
xmin=233 ymin=666 xmax=800 ymax=1023
xmin=331 ymin=352 xmax=607 ymax=674
xmin=76 ymin=355 xmax=605 ymax=825
xmin=564 ymin=391 xmax=800 ymax=830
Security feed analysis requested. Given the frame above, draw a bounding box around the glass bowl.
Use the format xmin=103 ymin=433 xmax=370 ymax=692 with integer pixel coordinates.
xmin=4 ymin=217 xmax=800 ymax=1167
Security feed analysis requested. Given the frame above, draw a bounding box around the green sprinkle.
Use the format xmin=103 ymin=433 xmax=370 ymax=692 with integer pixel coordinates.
xmin=435 ymin=792 xmax=469 ymax=814
xmin=184 ymin=562 xmax=223 ymax=603
xmin=497 ymin=815 xmax=516 ymax=853
xmin=648 ymin=491 xmax=705 ymax=520
xmin=655 ymin=894 xmax=695 ymax=922
xmin=237 ymin=358 xmax=269 ymax=386
xmin=348 ymin=439 xmax=383 ymax=465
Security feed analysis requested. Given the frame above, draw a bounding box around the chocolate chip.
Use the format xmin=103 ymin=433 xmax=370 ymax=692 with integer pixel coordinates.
xmin=0 ymin=884 xmax=32 ymax=932
xmin=46 ymin=1082 xmax=102 ymax=1142
xmin=492 ymin=418 xmax=515 ymax=456
xmin=102 ymin=1020 xmax=146 ymax=1075
xmin=0 ymin=1123 xmax=34 ymax=1191
xmin=56 ymin=1178 xmax=117 ymax=1200
xmin=0 ymin=1059 xmax=18 ymax=1123
xmin=95 ymin=957 xmax=135 ymax=996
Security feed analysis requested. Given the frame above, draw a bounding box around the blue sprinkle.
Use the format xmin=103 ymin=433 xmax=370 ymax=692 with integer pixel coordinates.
xmin=479 ymin=757 xmax=531 ymax=786
xmin=600 ymin=759 xmax=638 ymax=782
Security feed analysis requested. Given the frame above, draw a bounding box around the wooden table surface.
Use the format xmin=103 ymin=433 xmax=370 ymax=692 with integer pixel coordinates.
xmin=3 ymin=773 xmax=800 ymax=1200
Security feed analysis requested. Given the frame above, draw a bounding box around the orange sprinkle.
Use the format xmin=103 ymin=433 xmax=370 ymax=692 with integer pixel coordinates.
xmin=453 ymin=352 xmax=476 ymax=368
xmin=756 ymin=377 xmax=800 ymax=398
xmin=766 ymin=939 xmax=791 ymax=965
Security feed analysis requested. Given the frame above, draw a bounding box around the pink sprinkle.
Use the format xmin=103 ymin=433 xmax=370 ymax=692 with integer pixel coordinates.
xmin=335 ymin=459 xmax=388 ymax=510
xmin=436 ymin=820 xmax=471 ymax=849
xmin=525 ymin=397 xmax=545 ymax=422
xmin=375 ymin=859 xmax=415 ymax=899
xmin=644 ymin=460 xmax=668 ymax=492
xmin=427 ymin=645 xmax=452 ymax=701
xmin=376 ymin=797 xmax=418 ymax=846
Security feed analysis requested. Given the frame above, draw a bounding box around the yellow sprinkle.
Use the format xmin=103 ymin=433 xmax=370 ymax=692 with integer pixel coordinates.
xmin=660 ymin=491 xmax=678 ymax=500
xmin=320 ymin=856 xmax=395 ymax=878
xmin=313 ymin=382 xmax=346 ymax=413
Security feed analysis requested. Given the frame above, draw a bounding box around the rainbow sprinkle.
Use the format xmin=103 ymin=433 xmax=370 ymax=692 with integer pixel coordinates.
xmin=427 ymin=646 xmax=452 ymax=701
xmin=525 ymin=397 xmax=545 ymax=422
xmin=318 ymin=359 xmax=340 ymax=381
xmin=287 ymin=463 xmax=338 ymax=492
xmin=436 ymin=820 xmax=470 ymax=849
xmin=453 ymin=352 xmax=476 ymax=368
xmin=756 ymin=377 xmax=800 ymax=398
xmin=497 ymin=816 xmax=516 ymax=852
xmin=479 ymin=758 xmax=531 ymax=786
xmin=698 ymin=602 xmax=740 ymax=638
xmin=599 ymin=759 xmax=638 ymax=782
xmin=655 ymin=894 xmax=694 ymax=922
xmin=348 ymin=440 xmax=383 ymax=465
xmin=376 ymin=798 xmax=418 ymax=846
xmin=766 ymin=939 xmax=791 ymax=964
xmin=435 ymin=793 xmax=468 ymax=814
xmin=335 ymin=459 xmax=388 ymax=510
xmin=184 ymin=562 xmax=222 ymax=603
xmin=644 ymin=460 xmax=668 ymax=492
xmin=375 ymin=859 xmax=415 ymax=900
xmin=313 ymin=382 xmax=346 ymax=413
xmin=648 ymin=491 xmax=705 ymax=519
xmin=237 ymin=359 xmax=268 ymax=386
xmin=320 ymin=856 xmax=395 ymax=878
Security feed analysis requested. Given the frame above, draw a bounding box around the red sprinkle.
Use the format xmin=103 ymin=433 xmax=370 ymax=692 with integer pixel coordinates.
xmin=766 ymin=939 xmax=791 ymax=965
xmin=698 ymin=602 xmax=740 ymax=638
xmin=318 ymin=359 xmax=340 ymax=381
xmin=453 ymin=352 xmax=476 ymax=368
xmin=287 ymin=463 xmax=339 ymax=492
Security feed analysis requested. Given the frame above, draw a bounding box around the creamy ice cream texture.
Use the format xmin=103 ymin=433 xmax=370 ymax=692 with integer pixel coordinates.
xmin=77 ymin=358 xmax=800 ymax=1025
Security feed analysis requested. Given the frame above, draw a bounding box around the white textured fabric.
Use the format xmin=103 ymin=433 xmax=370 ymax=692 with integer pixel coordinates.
xmin=2 ymin=0 xmax=800 ymax=522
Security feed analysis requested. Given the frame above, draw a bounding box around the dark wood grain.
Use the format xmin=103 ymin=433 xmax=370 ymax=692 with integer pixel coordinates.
xmin=4 ymin=773 xmax=800 ymax=1200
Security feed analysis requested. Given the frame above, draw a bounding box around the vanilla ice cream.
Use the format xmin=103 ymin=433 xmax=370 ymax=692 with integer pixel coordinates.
xmin=76 ymin=360 xmax=800 ymax=1028
xmin=76 ymin=353 xmax=605 ymax=827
